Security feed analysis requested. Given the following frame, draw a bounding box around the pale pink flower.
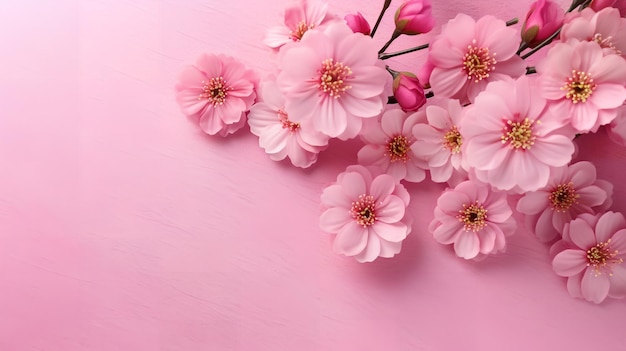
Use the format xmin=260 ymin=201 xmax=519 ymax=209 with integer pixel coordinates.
xmin=552 ymin=211 xmax=626 ymax=304
xmin=429 ymin=180 xmax=516 ymax=260
xmin=277 ymin=22 xmax=389 ymax=140
xmin=320 ymin=165 xmax=411 ymax=262
xmin=175 ymin=54 xmax=258 ymax=136
xmin=248 ymin=81 xmax=329 ymax=168
xmin=412 ymin=99 xmax=468 ymax=185
xmin=561 ymin=7 xmax=626 ymax=57
xmin=461 ymin=76 xmax=575 ymax=193
xmin=517 ymin=161 xmax=613 ymax=242
xmin=357 ymin=109 xmax=427 ymax=183
xmin=264 ymin=0 xmax=338 ymax=49
xmin=607 ymin=104 xmax=626 ymax=146
xmin=537 ymin=40 xmax=626 ymax=133
xmin=427 ymin=14 xmax=526 ymax=104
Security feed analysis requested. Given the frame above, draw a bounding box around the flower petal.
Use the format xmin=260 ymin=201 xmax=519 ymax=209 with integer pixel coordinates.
xmin=581 ymin=268 xmax=610 ymax=304
xmin=553 ymin=249 xmax=588 ymax=277
xmin=320 ymin=207 xmax=352 ymax=233
xmin=332 ymin=221 xmax=368 ymax=256
xmin=372 ymin=221 xmax=409 ymax=243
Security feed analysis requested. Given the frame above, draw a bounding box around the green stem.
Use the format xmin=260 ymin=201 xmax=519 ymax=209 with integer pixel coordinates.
xmin=370 ymin=0 xmax=392 ymax=38
xmin=520 ymin=28 xmax=561 ymax=59
xmin=379 ymin=43 xmax=430 ymax=60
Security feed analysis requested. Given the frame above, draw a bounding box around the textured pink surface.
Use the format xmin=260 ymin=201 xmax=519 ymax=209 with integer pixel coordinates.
xmin=1 ymin=1 xmax=625 ymax=350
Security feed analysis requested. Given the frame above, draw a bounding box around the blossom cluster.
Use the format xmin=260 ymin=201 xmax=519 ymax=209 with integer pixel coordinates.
xmin=175 ymin=0 xmax=626 ymax=304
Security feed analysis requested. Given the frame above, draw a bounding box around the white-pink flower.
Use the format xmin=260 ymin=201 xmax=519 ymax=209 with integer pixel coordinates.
xmin=461 ymin=75 xmax=575 ymax=193
xmin=175 ymin=54 xmax=258 ymax=136
xmin=277 ymin=22 xmax=389 ymax=140
xmin=552 ymin=212 xmax=626 ymax=304
xmin=429 ymin=180 xmax=516 ymax=260
xmin=357 ymin=108 xmax=427 ymax=183
xmin=517 ymin=161 xmax=613 ymax=242
xmin=561 ymin=7 xmax=626 ymax=57
xmin=427 ymin=14 xmax=526 ymax=104
xmin=248 ymin=81 xmax=329 ymax=168
xmin=320 ymin=165 xmax=411 ymax=262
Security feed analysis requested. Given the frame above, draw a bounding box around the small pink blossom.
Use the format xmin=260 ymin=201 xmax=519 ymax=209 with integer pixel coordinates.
xmin=521 ymin=0 xmax=564 ymax=48
xmin=589 ymin=0 xmax=626 ymax=17
xmin=344 ymin=12 xmax=371 ymax=35
xmin=320 ymin=165 xmax=411 ymax=262
xmin=394 ymin=0 xmax=436 ymax=35
xmin=429 ymin=180 xmax=516 ymax=260
xmin=175 ymin=54 xmax=257 ymax=136
xmin=392 ymin=72 xmax=427 ymax=112
xmin=607 ymin=104 xmax=626 ymax=146
xmin=517 ymin=161 xmax=613 ymax=242
xmin=561 ymin=7 xmax=626 ymax=57
xmin=427 ymin=14 xmax=526 ymax=104
xmin=357 ymin=109 xmax=427 ymax=183
xmin=248 ymin=81 xmax=329 ymax=168
xmin=552 ymin=212 xmax=626 ymax=304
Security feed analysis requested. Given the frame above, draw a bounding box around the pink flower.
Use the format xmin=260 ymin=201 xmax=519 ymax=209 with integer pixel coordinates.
xmin=537 ymin=40 xmax=626 ymax=133
xmin=277 ymin=22 xmax=389 ymax=140
xmin=589 ymin=0 xmax=626 ymax=17
xmin=517 ymin=161 xmax=613 ymax=242
xmin=607 ymin=104 xmax=626 ymax=146
xmin=416 ymin=59 xmax=435 ymax=87
xmin=344 ymin=12 xmax=371 ymax=35
xmin=357 ymin=108 xmax=427 ymax=183
xmin=521 ymin=0 xmax=564 ymax=48
xmin=429 ymin=180 xmax=516 ymax=260
xmin=175 ymin=54 xmax=257 ymax=136
xmin=561 ymin=8 xmax=626 ymax=57
xmin=412 ymin=99 xmax=468 ymax=185
xmin=392 ymin=72 xmax=427 ymax=112
xmin=394 ymin=0 xmax=435 ymax=35
xmin=461 ymin=76 xmax=575 ymax=193
xmin=427 ymin=14 xmax=526 ymax=104
xmin=248 ymin=81 xmax=329 ymax=168
xmin=552 ymin=211 xmax=626 ymax=304
xmin=320 ymin=165 xmax=411 ymax=262
xmin=264 ymin=0 xmax=338 ymax=49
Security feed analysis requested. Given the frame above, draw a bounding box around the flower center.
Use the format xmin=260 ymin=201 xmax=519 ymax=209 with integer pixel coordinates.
xmin=278 ymin=109 xmax=300 ymax=132
xmin=200 ymin=77 xmax=231 ymax=106
xmin=500 ymin=118 xmax=536 ymax=150
xmin=462 ymin=40 xmax=497 ymax=83
xmin=290 ymin=20 xmax=313 ymax=41
xmin=586 ymin=239 xmax=623 ymax=277
xmin=318 ymin=58 xmax=352 ymax=98
xmin=350 ymin=194 xmax=377 ymax=227
xmin=561 ymin=70 xmax=597 ymax=104
xmin=548 ymin=182 xmax=579 ymax=212
xmin=443 ymin=127 xmax=462 ymax=153
xmin=386 ymin=135 xmax=411 ymax=162
xmin=593 ymin=33 xmax=621 ymax=55
xmin=457 ymin=201 xmax=488 ymax=232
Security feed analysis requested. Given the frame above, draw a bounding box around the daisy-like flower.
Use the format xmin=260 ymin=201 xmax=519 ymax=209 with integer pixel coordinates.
xmin=175 ymin=54 xmax=258 ymax=136
xmin=320 ymin=165 xmax=411 ymax=262
xmin=429 ymin=180 xmax=516 ymax=260
xmin=264 ymin=0 xmax=338 ymax=49
xmin=248 ymin=81 xmax=329 ymax=168
xmin=552 ymin=211 xmax=626 ymax=304
xmin=277 ymin=22 xmax=389 ymax=140
xmin=412 ymin=99 xmax=468 ymax=185
xmin=537 ymin=40 xmax=626 ymax=133
xmin=357 ymin=108 xmax=427 ymax=183
xmin=517 ymin=161 xmax=613 ymax=242
xmin=561 ymin=7 xmax=626 ymax=57
xmin=427 ymin=14 xmax=526 ymax=104
xmin=461 ymin=75 xmax=575 ymax=193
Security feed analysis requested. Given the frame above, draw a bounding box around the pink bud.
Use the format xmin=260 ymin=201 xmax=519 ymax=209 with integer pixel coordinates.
xmin=589 ymin=0 xmax=626 ymax=17
xmin=521 ymin=0 xmax=564 ymax=48
xmin=393 ymin=72 xmax=426 ymax=112
xmin=394 ymin=0 xmax=435 ymax=35
xmin=344 ymin=12 xmax=371 ymax=35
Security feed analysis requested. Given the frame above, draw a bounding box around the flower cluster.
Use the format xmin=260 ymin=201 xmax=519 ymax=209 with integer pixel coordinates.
xmin=175 ymin=0 xmax=626 ymax=304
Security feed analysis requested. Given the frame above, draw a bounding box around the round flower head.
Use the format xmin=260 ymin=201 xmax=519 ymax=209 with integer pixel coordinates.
xmin=320 ymin=165 xmax=411 ymax=262
xmin=561 ymin=7 xmax=626 ymax=58
xmin=552 ymin=212 xmax=626 ymax=304
xmin=175 ymin=54 xmax=258 ymax=136
xmin=429 ymin=180 xmax=516 ymax=260
xmin=277 ymin=22 xmax=389 ymax=140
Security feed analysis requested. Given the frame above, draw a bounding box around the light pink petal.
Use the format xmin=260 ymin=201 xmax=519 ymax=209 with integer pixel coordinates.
xmin=286 ymin=139 xmax=317 ymax=168
xmin=381 ymin=109 xmax=405 ymax=136
xmin=354 ymin=231 xmax=382 ymax=263
xmin=475 ymin=16 xmax=517 ymax=58
xmin=589 ymin=84 xmax=626 ymax=110
xmin=387 ymin=162 xmax=408 ymax=181
xmin=404 ymin=161 xmax=426 ymax=182
xmin=432 ymin=221 xmax=462 ymax=244
xmin=379 ymin=239 xmax=403 ymax=258
xmin=577 ymin=185 xmax=608 ymax=209
xmin=568 ymin=161 xmax=596 ymax=186
xmin=516 ymin=191 xmax=549 ymax=215
xmin=337 ymin=35 xmax=379 ymax=68
xmin=198 ymin=108 xmax=224 ymax=135
xmin=440 ymin=14 xmax=476 ymax=50
xmin=454 ymin=231 xmax=480 ymax=259
xmin=553 ymin=249 xmax=588 ymax=277
xmin=425 ymin=105 xmax=451 ymax=130
xmin=316 ymin=98 xmax=347 ymax=137
xmin=595 ymin=212 xmax=626 ymax=243
xmin=608 ymin=264 xmax=626 ymax=298
xmin=196 ymin=54 xmax=223 ymax=78
xmin=430 ymin=162 xmax=454 ymax=183
xmin=321 ymin=184 xmax=350 ymax=208
xmin=610 ymin=229 xmax=626 ymax=253
xmin=430 ymin=67 xmax=468 ymax=99
xmin=566 ymin=273 xmax=584 ymax=299
xmin=569 ymin=218 xmax=597 ymax=249
xmin=346 ymin=66 xmax=389 ymax=99
xmin=413 ymin=123 xmax=442 ymax=143
xmin=370 ymin=175 xmax=396 ymax=202
xmin=437 ymin=190 xmax=470 ymax=215
xmin=589 ymin=53 xmax=626 ymax=83
xmin=464 ymin=136 xmax=509 ymax=171
xmin=551 ymin=211 xmax=572 ymax=236
xmin=529 ymin=134 xmax=574 ymax=167
xmin=259 ymin=124 xmax=288 ymax=153
xmin=264 ymin=26 xmax=292 ymax=48
xmin=332 ymin=221 xmax=368 ymax=256
xmin=479 ymin=226 xmax=496 ymax=254
xmin=339 ymin=171 xmax=366 ymax=199
xmin=581 ymin=268 xmax=610 ymax=304
xmin=284 ymin=5 xmax=306 ymax=31
xmin=535 ymin=209 xmax=559 ymax=242
xmin=320 ymin=207 xmax=352 ymax=233
xmin=372 ymin=221 xmax=409 ymax=243
xmin=341 ymin=94 xmax=384 ymax=119
xmin=484 ymin=195 xmax=512 ymax=223
xmin=377 ymin=195 xmax=406 ymax=224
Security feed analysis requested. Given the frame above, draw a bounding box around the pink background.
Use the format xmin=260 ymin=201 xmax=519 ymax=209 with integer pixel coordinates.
xmin=1 ymin=0 xmax=625 ymax=350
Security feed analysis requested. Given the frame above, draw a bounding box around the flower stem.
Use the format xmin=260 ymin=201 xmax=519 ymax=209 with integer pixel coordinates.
xmin=505 ymin=18 xmax=519 ymax=26
xmin=520 ymin=28 xmax=561 ymax=59
xmin=371 ymin=0 xmax=392 ymax=38
xmin=378 ymin=31 xmax=401 ymax=54
xmin=526 ymin=66 xmax=537 ymax=75
xmin=379 ymin=43 xmax=429 ymax=60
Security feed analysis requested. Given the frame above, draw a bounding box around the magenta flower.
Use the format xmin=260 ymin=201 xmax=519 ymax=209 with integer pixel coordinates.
xmin=589 ymin=0 xmax=626 ymax=17
xmin=394 ymin=0 xmax=436 ymax=35
xmin=248 ymin=81 xmax=329 ymax=168
xmin=521 ymin=0 xmax=564 ymax=48
xmin=344 ymin=12 xmax=371 ymax=35
xmin=277 ymin=22 xmax=389 ymax=140
xmin=552 ymin=212 xmax=626 ymax=304
xmin=461 ymin=76 xmax=575 ymax=193
xmin=429 ymin=180 xmax=516 ymax=260
xmin=320 ymin=165 xmax=411 ymax=262
xmin=537 ymin=40 xmax=626 ymax=133
xmin=357 ymin=108 xmax=427 ymax=183
xmin=392 ymin=72 xmax=427 ymax=112
xmin=561 ymin=8 xmax=626 ymax=58
xmin=427 ymin=14 xmax=525 ymax=104
xmin=175 ymin=54 xmax=258 ymax=136
xmin=517 ymin=161 xmax=613 ymax=242
xmin=607 ymin=104 xmax=626 ymax=146
xmin=264 ymin=0 xmax=338 ymax=49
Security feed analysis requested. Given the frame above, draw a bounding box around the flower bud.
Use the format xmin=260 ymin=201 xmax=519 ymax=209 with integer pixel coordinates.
xmin=393 ymin=72 xmax=426 ymax=112
xmin=344 ymin=12 xmax=371 ymax=35
xmin=521 ymin=0 xmax=564 ymax=48
xmin=589 ymin=0 xmax=626 ymax=17
xmin=394 ymin=0 xmax=435 ymax=35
